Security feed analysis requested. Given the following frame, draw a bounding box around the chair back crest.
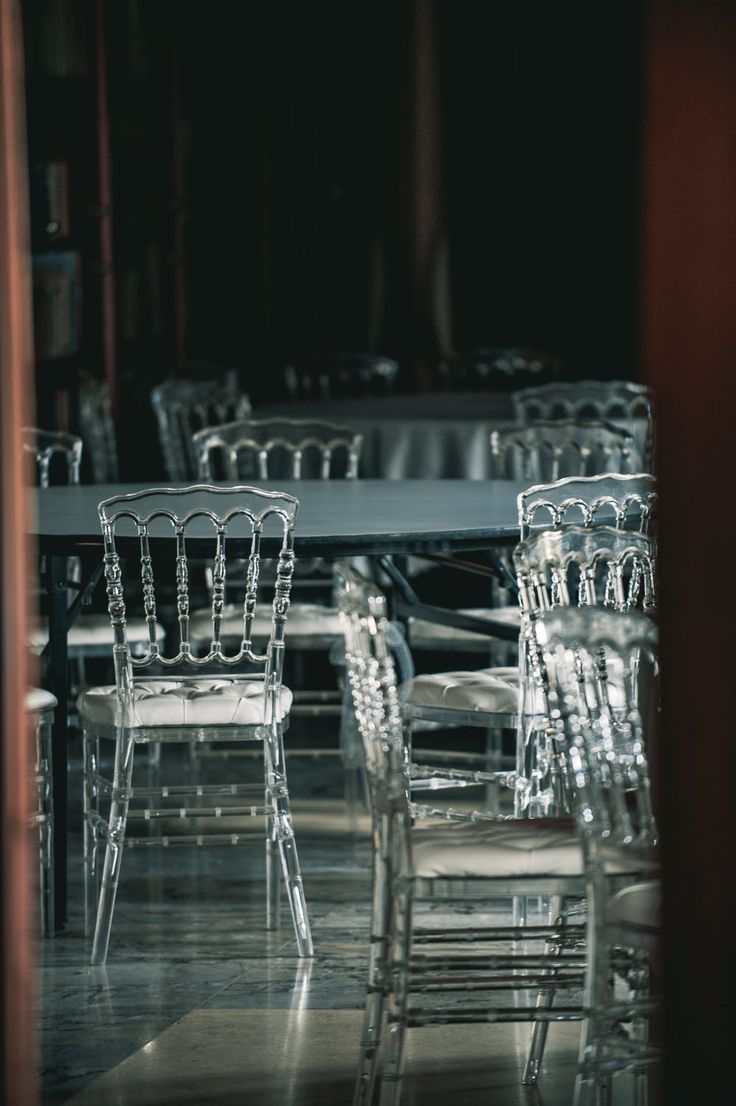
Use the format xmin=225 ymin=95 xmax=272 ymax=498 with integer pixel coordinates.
xmin=97 ymin=485 xmax=299 ymax=697
xmin=436 ymin=348 xmax=561 ymax=390
xmin=193 ymin=418 xmax=363 ymax=481
xmin=284 ymin=354 xmax=399 ymax=401
xmin=518 ymin=472 xmax=657 ymax=539
xmin=491 ymin=418 xmax=641 ymax=482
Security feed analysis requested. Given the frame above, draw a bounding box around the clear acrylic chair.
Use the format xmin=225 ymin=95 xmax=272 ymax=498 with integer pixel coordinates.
xmin=25 ymin=428 xmax=164 ymax=661
xmin=535 ymin=607 xmax=660 ymax=1105
xmin=22 ymin=427 xmax=82 ymax=486
xmin=284 ymin=353 xmax=399 ymax=401
xmin=490 ymin=418 xmax=642 ymax=482
xmin=435 ymin=347 xmax=561 ymax=390
xmin=339 ymin=567 xmax=589 ymax=1105
xmin=403 ymin=475 xmax=656 ymax=796
xmin=26 ymin=687 xmax=57 ymax=936
xmin=340 ymin=572 xmax=660 ymax=1104
xmin=78 ymin=484 xmax=313 ymax=964
xmin=78 ymin=374 xmax=119 ymax=482
xmin=193 ymin=417 xmax=363 ymax=481
xmin=512 ymin=380 xmax=655 ymax=468
xmin=150 ymin=376 xmax=252 ymax=481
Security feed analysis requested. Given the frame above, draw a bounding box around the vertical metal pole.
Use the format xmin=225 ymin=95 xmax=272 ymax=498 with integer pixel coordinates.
xmin=96 ymin=0 xmax=117 ymax=409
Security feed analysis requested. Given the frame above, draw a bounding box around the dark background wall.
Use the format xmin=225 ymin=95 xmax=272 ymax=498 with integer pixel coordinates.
xmin=24 ymin=0 xmax=645 ymax=413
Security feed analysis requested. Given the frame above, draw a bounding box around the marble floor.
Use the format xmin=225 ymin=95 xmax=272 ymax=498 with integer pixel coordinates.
xmin=37 ymin=726 xmax=618 ymax=1106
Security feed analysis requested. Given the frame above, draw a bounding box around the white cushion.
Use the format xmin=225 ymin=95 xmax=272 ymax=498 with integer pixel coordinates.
xmin=405 ymin=666 xmax=521 ymax=716
xmin=29 ymin=614 xmax=165 ymax=654
xmin=25 ymin=687 xmax=58 ymax=713
xmin=77 ymin=678 xmax=292 ymax=729
xmin=188 ymin=602 xmax=342 ymax=645
xmin=413 ymin=820 xmax=581 ymax=878
xmin=609 ymin=879 xmax=661 ymax=931
xmin=412 ymin=820 xmax=644 ymax=880
xmin=409 ymin=605 xmax=520 ymax=649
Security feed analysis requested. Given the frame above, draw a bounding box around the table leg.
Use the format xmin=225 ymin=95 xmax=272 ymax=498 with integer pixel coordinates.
xmin=47 ymin=554 xmax=69 ymax=930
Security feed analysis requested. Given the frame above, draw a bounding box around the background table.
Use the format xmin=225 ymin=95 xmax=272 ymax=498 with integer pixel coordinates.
xmin=254 ymin=393 xmax=515 ymax=479
xmin=32 ymin=478 xmax=529 ymax=926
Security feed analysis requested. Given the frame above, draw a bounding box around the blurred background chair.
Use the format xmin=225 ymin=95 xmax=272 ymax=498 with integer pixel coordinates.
xmin=536 ymin=607 xmax=660 ymax=1106
xmin=435 ymin=347 xmax=561 ymax=390
xmin=512 ymin=380 xmax=655 ymax=468
xmin=284 ymin=353 xmax=399 ymax=401
xmin=25 ymin=687 xmax=56 ymax=937
xmin=490 ymin=418 xmax=641 ymax=481
xmin=77 ymin=374 xmax=119 ymax=483
xmin=190 ymin=417 xmax=364 ymax=735
xmin=150 ymin=375 xmax=252 ymax=481
xmin=79 ymin=484 xmax=313 ymax=964
xmin=25 ymin=429 xmax=165 ymax=667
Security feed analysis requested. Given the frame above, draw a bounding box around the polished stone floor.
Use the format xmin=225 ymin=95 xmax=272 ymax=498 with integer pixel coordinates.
xmin=37 ymin=724 xmax=618 ymax=1106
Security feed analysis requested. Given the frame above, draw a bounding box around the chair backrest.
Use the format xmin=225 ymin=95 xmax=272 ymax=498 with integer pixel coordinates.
xmin=534 ymin=606 xmax=658 ymax=851
xmin=513 ymin=526 xmax=657 ymax=618
xmin=22 ymin=427 xmax=82 ymax=487
xmin=193 ymin=418 xmax=363 ymax=481
xmin=490 ymin=418 xmax=641 ymax=482
xmin=97 ymin=484 xmax=299 ymax=707
xmin=436 ymin=348 xmax=561 ymax=390
xmin=284 ymin=353 xmax=399 ymax=401
xmin=78 ymin=375 xmax=119 ymax=483
xmin=511 ymin=380 xmax=655 ymax=469
xmin=517 ymin=472 xmax=657 ymax=539
xmin=336 ymin=563 xmax=409 ymax=813
xmin=512 ymin=526 xmax=656 ymax=818
xmin=512 ymin=380 xmax=653 ymax=423
xmin=150 ymin=378 xmax=252 ymax=481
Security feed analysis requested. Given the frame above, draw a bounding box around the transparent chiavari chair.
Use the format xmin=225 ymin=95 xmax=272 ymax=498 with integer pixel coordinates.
xmin=534 ymin=607 xmax=660 ymax=1105
xmin=22 ymin=426 xmax=82 ymax=486
xmin=284 ymin=353 xmax=399 ymax=401
xmin=490 ymin=418 xmax=642 ymax=482
xmin=512 ymin=380 xmax=655 ymax=468
xmin=339 ymin=566 xmax=590 ymax=1105
xmin=150 ymin=377 xmax=252 ymax=481
xmin=189 ymin=418 xmax=363 ymax=653
xmin=78 ymin=374 xmax=119 ymax=482
xmin=435 ymin=347 xmax=561 ymax=390
xmin=25 ymin=428 xmax=164 ymax=662
xmin=25 ymin=687 xmax=57 ymax=936
xmin=77 ymin=485 xmax=313 ymax=964
xmin=403 ymin=476 xmax=657 ymax=798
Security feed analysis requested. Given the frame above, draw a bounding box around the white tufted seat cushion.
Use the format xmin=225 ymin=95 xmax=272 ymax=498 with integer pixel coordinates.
xmin=77 ymin=678 xmax=292 ymax=729
xmin=25 ymin=687 xmax=58 ymax=714
xmin=412 ymin=820 xmax=642 ymax=880
xmin=405 ymin=654 xmax=626 ymax=718
xmin=188 ymin=602 xmax=342 ymax=646
xmin=405 ymin=666 xmax=521 ymax=716
xmin=409 ymin=605 xmax=521 ymax=650
xmin=609 ymin=879 xmax=661 ymax=931
xmin=29 ymin=614 xmax=165 ymax=655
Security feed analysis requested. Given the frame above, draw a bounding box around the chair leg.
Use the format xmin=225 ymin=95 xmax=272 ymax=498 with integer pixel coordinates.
xmin=377 ymin=826 xmax=413 ymax=1106
xmin=90 ymin=726 xmax=135 ymax=966
xmin=523 ymin=895 xmax=564 ymax=1084
xmin=265 ymin=722 xmax=313 ymax=957
xmin=82 ymin=730 xmax=99 ymax=937
xmin=37 ymin=711 xmax=55 ymax=937
xmin=265 ymin=807 xmax=281 ymax=930
xmin=353 ymin=812 xmax=390 ymax=1106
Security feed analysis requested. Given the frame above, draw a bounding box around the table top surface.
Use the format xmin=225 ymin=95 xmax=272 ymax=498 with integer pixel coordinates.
xmin=32 ymin=479 xmax=528 ymax=556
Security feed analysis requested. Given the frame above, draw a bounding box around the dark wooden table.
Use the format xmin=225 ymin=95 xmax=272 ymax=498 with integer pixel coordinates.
xmin=32 ymin=478 xmax=528 ymax=927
